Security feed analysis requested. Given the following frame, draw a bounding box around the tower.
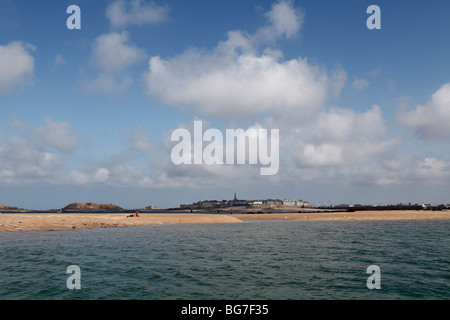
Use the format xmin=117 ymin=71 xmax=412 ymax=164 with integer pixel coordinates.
xmin=233 ymin=192 xmax=237 ymax=201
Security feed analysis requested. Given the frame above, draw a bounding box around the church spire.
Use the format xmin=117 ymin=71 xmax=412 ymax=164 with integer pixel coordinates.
xmin=233 ymin=192 xmax=237 ymax=201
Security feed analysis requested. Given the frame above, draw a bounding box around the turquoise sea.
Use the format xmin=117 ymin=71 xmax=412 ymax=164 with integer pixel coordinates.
xmin=0 ymin=219 xmax=448 ymax=300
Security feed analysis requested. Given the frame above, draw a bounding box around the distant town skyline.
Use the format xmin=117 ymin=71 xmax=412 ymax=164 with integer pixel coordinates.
xmin=1 ymin=1 xmax=450 ymax=209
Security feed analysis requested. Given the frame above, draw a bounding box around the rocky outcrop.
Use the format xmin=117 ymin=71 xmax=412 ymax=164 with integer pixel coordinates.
xmin=0 ymin=202 xmax=20 ymax=211
xmin=62 ymin=202 xmax=124 ymax=212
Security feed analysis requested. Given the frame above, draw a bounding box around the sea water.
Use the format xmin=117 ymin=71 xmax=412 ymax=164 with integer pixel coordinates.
xmin=0 ymin=219 xmax=448 ymax=300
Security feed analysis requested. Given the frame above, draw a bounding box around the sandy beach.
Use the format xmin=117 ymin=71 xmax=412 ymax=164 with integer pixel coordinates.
xmin=0 ymin=210 xmax=449 ymax=232
xmin=235 ymin=210 xmax=450 ymax=221
xmin=0 ymin=213 xmax=243 ymax=232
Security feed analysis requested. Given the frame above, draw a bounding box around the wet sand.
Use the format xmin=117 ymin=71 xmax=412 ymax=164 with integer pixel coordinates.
xmin=0 ymin=213 xmax=243 ymax=232
xmin=234 ymin=210 xmax=450 ymax=221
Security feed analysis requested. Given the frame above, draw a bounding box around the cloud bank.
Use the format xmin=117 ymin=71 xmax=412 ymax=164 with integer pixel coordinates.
xmin=0 ymin=119 xmax=79 ymax=186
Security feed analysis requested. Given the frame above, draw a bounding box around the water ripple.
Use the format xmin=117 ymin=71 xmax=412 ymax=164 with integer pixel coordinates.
xmin=0 ymin=220 xmax=448 ymax=299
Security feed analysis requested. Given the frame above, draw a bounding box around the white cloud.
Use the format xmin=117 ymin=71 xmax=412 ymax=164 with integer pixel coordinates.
xmin=352 ymin=77 xmax=369 ymax=91
xmin=145 ymin=52 xmax=328 ymax=120
xmin=59 ymin=120 xmax=279 ymax=189
xmin=106 ymin=0 xmax=169 ymax=29
xmin=255 ymin=0 xmax=304 ymax=43
xmin=276 ymin=99 xmax=450 ymax=187
xmin=68 ymin=170 xmax=90 ymax=186
xmin=344 ymin=156 xmax=450 ymax=186
xmin=398 ymin=82 xmax=450 ymax=139
xmin=287 ymin=105 xmax=400 ymax=167
xmin=65 ymin=161 xmax=147 ymax=188
xmin=154 ymin=162 xmax=265 ymax=189
xmin=94 ymin=168 xmax=110 ymax=183
xmin=34 ymin=118 xmax=79 ymax=154
xmin=330 ymin=65 xmax=347 ymax=97
xmin=0 ymin=41 xmax=35 ymax=94
xmin=90 ymin=32 xmax=146 ymax=74
xmin=143 ymin=1 xmax=341 ymax=122
xmin=0 ymin=137 xmax=63 ymax=185
xmin=0 ymin=119 xmax=80 ymax=186
xmin=32 ymin=113 xmax=446 ymax=193
xmin=83 ymin=32 xmax=146 ymax=93
xmin=283 ymin=152 xmax=450 ymax=188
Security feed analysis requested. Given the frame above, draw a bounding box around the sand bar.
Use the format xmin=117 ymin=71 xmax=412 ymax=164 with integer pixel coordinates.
xmin=0 ymin=213 xmax=243 ymax=232
xmin=234 ymin=210 xmax=450 ymax=221
xmin=1 ymin=210 xmax=449 ymax=232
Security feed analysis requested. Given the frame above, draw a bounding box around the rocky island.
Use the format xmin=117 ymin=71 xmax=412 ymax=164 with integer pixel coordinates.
xmin=62 ymin=202 xmax=124 ymax=212
xmin=0 ymin=202 xmax=21 ymax=212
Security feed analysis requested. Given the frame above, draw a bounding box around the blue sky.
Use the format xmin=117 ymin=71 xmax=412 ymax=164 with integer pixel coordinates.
xmin=1 ymin=0 xmax=450 ymax=209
